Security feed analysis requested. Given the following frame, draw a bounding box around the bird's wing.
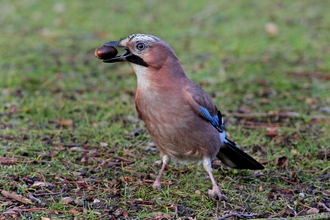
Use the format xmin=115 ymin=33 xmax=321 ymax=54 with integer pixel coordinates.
xmin=183 ymin=84 xmax=224 ymax=132
xmin=183 ymin=83 xmax=264 ymax=170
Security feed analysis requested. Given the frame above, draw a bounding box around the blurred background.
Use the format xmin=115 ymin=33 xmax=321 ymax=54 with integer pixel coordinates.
xmin=1 ymin=1 xmax=329 ymax=94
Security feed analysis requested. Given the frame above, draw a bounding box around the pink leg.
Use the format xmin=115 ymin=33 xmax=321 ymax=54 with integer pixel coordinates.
xmin=202 ymin=157 xmax=227 ymax=200
xmin=152 ymin=155 xmax=170 ymax=190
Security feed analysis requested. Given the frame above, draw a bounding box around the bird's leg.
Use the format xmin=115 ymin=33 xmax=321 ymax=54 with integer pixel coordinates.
xmin=202 ymin=157 xmax=227 ymax=200
xmin=152 ymin=155 xmax=170 ymax=190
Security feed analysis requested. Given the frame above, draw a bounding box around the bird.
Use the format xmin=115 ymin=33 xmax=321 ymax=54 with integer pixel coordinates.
xmin=95 ymin=34 xmax=264 ymax=199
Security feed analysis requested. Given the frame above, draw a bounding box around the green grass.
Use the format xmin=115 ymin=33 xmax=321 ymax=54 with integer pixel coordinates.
xmin=1 ymin=0 xmax=330 ymax=219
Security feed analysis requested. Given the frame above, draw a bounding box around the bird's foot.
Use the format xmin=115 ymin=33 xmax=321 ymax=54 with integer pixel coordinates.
xmin=152 ymin=180 xmax=161 ymax=190
xmin=208 ymin=185 xmax=227 ymax=201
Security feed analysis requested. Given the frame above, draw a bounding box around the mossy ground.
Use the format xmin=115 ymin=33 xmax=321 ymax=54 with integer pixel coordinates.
xmin=1 ymin=1 xmax=329 ymax=219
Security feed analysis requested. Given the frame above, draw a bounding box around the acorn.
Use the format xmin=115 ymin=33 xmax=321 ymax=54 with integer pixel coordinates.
xmin=95 ymin=45 xmax=118 ymax=60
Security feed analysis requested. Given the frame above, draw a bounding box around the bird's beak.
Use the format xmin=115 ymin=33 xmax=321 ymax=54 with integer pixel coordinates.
xmin=102 ymin=40 xmax=133 ymax=63
xmin=98 ymin=39 xmax=149 ymax=67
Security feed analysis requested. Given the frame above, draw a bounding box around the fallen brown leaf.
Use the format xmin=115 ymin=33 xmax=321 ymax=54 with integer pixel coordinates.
xmin=0 ymin=156 xmax=18 ymax=165
xmin=275 ymin=156 xmax=288 ymax=168
xmin=265 ymin=23 xmax=279 ymax=35
xmin=123 ymin=211 xmax=129 ymax=217
xmin=285 ymin=71 xmax=330 ymax=80
xmin=58 ymin=117 xmax=74 ymax=127
xmin=1 ymin=190 xmax=33 ymax=205
xmin=305 ymin=98 xmax=318 ymax=105
xmin=271 ymin=186 xmax=294 ymax=198
xmin=68 ymin=209 xmax=80 ymax=214
xmin=228 ymin=111 xmax=328 ymax=120
xmin=30 ymin=181 xmax=47 ymax=188
xmin=266 ymin=127 xmax=278 ymax=137
xmin=316 ymin=148 xmax=330 ymax=160
xmin=99 ymin=142 xmax=108 ymax=147
xmin=291 ymin=171 xmax=298 ymax=183
xmin=152 ymin=212 xmax=171 ymax=219
xmin=306 ymin=207 xmax=319 ymax=214
xmin=60 ymin=197 xmax=74 ymax=205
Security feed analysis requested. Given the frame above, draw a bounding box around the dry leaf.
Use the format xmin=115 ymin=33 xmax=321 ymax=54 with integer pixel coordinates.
xmin=319 ymin=107 xmax=330 ymax=114
xmin=291 ymin=133 xmax=300 ymax=141
xmin=123 ymin=211 xmax=129 ymax=217
xmin=69 ymin=147 xmax=83 ymax=151
xmin=266 ymin=127 xmax=278 ymax=137
xmin=93 ymin=199 xmax=101 ymax=204
xmin=317 ymin=148 xmax=330 ymax=160
xmin=291 ymin=171 xmax=298 ymax=183
xmin=58 ymin=117 xmax=73 ymax=127
xmin=99 ymin=142 xmax=108 ymax=147
xmin=275 ymin=156 xmax=288 ymax=168
xmin=265 ymin=23 xmax=279 ymax=35
xmin=61 ymin=197 xmax=74 ymax=205
xmin=306 ymin=207 xmax=319 ymax=214
xmin=305 ymin=98 xmax=318 ymax=105
xmin=3 ymin=208 xmax=21 ymax=214
xmin=41 ymin=217 xmax=51 ymax=220
xmin=1 ymin=190 xmax=33 ymax=204
xmin=31 ymin=181 xmax=47 ymax=188
xmin=0 ymin=157 xmax=18 ymax=165
xmin=260 ymin=98 xmax=270 ymax=104
xmin=152 ymin=212 xmax=172 ymax=219
xmin=74 ymin=199 xmax=84 ymax=206
xmin=9 ymin=105 xmax=18 ymax=114
xmin=290 ymin=149 xmax=298 ymax=155
xmin=68 ymin=209 xmax=80 ymax=214
xmin=321 ymin=190 xmax=330 ymax=197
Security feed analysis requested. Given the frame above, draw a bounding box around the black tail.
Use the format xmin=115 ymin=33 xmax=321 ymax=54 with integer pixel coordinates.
xmin=216 ymin=138 xmax=264 ymax=170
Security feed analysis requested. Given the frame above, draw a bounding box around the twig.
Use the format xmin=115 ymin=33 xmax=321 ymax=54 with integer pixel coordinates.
xmin=217 ymin=212 xmax=258 ymax=220
xmin=27 ymin=193 xmax=43 ymax=204
xmin=275 ymin=171 xmax=298 ymax=185
xmin=284 ymin=70 xmax=330 ymax=80
xmin=299 ymin=203 xmax=313 ymax=209
xmin=107 ymin=161 xmax=134 ymax=166
xmin=33 ymin=191 xmax=62 ymax=196
xmin=82 ymin=178 xmax=113 ymax=184
xmin=112 ymin=156 xmax=134 ymax=163
xmin=316 ymin=165 xmax=330 ymax=175
xmin=286 ymin=202 xmax=297 ymax=216
xmin=0 ymin=156 xmax=34 ymax=165
xmin=173 ymin=204 xmax=178 ymax=220
xmin=227 ymin=112 xmax=328 ymax=120
xmin=318 ymin=202 xmax=330 ymax=212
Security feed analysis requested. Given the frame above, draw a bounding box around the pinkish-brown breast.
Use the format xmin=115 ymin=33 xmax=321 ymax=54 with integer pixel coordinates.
xmin=135 ymin=74 xmax=220 ymax=161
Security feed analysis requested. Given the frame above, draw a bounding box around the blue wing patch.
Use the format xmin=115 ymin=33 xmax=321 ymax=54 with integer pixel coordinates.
xmin=198 ymin=106 xmax=225 ymax=132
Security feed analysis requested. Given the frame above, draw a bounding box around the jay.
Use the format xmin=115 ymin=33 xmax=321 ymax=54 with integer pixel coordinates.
xmin=95 ymin=34 xmax=264 ymax=199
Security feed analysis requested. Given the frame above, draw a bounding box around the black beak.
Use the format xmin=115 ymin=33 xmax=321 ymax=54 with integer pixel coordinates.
xmin=102 ymin=40 xmax=133 ymax=63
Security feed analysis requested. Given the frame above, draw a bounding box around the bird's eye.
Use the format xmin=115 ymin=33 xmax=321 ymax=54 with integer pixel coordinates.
xmin=136 ymin=43 xmax=146 ymax=51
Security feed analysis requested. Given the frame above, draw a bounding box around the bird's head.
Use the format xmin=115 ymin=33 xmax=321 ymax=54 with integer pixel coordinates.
xmin=96 ymin=34 xmax=177 ymax=70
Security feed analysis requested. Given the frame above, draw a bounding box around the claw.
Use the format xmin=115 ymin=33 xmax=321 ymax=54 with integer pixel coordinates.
xmin=208 ymin=185 xmax=227 ymax=201
xmin=152 ymin=180 xmax=162 ymax=190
